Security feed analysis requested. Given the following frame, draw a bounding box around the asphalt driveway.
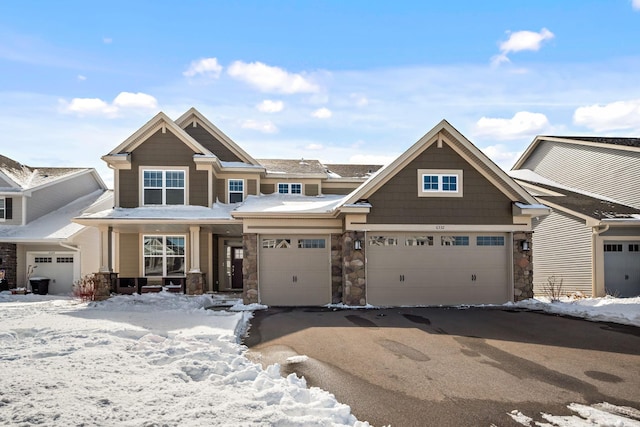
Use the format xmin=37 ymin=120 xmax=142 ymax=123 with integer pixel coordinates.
xmin=244 ymin=306 xmax=640 ymax=426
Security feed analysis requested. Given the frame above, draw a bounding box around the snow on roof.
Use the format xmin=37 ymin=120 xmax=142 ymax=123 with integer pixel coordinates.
xmin=219 ymin=160 xmax=264 ymax=170
xmin=0 ymin=154 xmax=88 ymax=190
xmin=257 ymin=159 xmax=327 ymax=175
xmin=324 ymin=164 xmax=383 ymax=179
xmin=0 ymin=189 xmax=110 ymax=241
xmin=234 ymin=194 xmax=346 ymax=214
xmin=79 ymin=203 xmax=238 ymax=221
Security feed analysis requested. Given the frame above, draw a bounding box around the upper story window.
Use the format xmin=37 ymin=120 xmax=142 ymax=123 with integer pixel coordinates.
xmin=228 ymin=179 xmax=244 ymax=203
xmin=142 ymin=169 xmax=186 ymax=205
xmin=278 ymin=183 xmax=302 ymax=195
xmin=418 ymin=169 xmax=463 ymax=198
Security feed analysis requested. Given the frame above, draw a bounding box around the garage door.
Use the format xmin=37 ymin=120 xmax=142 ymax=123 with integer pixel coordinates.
xmin=604 ymin=241 xmax=640 ymax=297
xmin=367 ymin=233 xmax=510 ymax=306
xmin=27 ymin=252 xmax=77 ymax=295
xmin=259 ymin=235 xmax=330 ymax=306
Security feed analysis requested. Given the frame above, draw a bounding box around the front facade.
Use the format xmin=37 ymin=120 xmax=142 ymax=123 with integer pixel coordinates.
xmin=511 ymin=136 xmax=640 ymax=298
xmin=76 ymin=108 xmax=547 ymax=306
xmin=0 ymin=155 xmax=111 ymax=293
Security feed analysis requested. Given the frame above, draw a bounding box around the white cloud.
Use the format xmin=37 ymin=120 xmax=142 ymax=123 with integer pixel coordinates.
xmin=113 ymin=92 xmax=158 ymax=109
xmin=183 ymin=57 xmax=223 ymax=78
xmin=102 ymin=37 xmax=112 ymax=44
xmin=312 ymin=107 xmax=332 ymax=119
xmin=492 ymin=28 xmax=554 ymax=65
xmin=481 ymin=144 xmax=522 ymax=170
xmin=633 ymin=0 xmax=640 ymax=11
xmin=59 ymin=92 xmax=158 ymax=117
xmin=227 ymin=61 xmax=319 ymax=94
xmin=77 ymin=75 xmax=86 ymax=81
xmin=241 ymin=119 xmax=278 ymax=134
xmin=305 ymin=143 xmax=323 ymax=150
xmin=573 ymin=99 xmax=640 ymax=132
xmin=350 ymin=93 xmax=369 ymax=107
xmin=256 ymin=99 xmax=284 ymax=113
xmin=475 ymin=111 xmax=551 ymax=140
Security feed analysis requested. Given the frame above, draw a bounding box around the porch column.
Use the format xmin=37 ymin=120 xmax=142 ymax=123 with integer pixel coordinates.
xmin=513 ymin=231 xmax=533 ymax=301
xmin=98 ymin=225 xmax=110 ymax=271
xmin=189 ymin=226 xmax=200 ymax=271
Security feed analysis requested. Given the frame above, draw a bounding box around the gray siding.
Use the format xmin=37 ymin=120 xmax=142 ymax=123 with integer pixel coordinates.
xmin=532 ymin=211 xmax=593 ymax=296
xmin=119 ymin=233 xmax=140 ymax=277
xmin=521 ymin=141 xmax=640 ymax=209
xmin=367 ymin=143 xmax=514 ymax=225
xmin=183 ymin=124 xmax=244 ymax=162
xmin=118 ymin=130 xmax=209 ymax=208
xmin=27 ymin=173 xmax=101 ymax=223
xmin=1 ymin=196 xmax=22 ymax=225
xmin=305 ymin=184 xmax=319 ymax=196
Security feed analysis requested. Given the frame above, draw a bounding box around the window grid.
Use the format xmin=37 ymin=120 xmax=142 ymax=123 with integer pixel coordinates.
xmin=0 ymin=198 xmax=5 ymax=220
xmin=477 ymin=236 xmax=505 ymax=246
xmin=422 ymin=174 xmax=459 ymax=193
xmin=142 ymin=170 xmax=185 ymax=205
xmin=229 ymin=179 xmax=244 ymax=203
xmin=441 ymin=236 xmax=469 ymax=246
xmin=262 ymin=238 xmax=291 ymax=249
xmin=405 ymin=236 xmax=434 ymax=246
xmin=278 ymin=183 xmax=302 ymax=194
xmin=369 ymin=236 xmax=398 ymax=246
xmin=143 ymin=235 xmax=186 ymax=277
xmin=34 ymin=257 xmax=52 ymax=263
xmin=629 ymin=244 xmax=640 ymax=252
xmin=298 ymin=239 xmax=326 ymax=249
xmin=56 ymin=257 xmax=74 ymax=263
xmin=604 ymin=244 xmax=623 ymax=252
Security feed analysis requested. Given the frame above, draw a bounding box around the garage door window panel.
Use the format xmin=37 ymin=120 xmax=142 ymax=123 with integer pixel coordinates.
xmin=477 ymin=236 xmax=505 ymax=246
xmin=405 ymin=236 xmax=434 ymax=246
xmin=262 ymin=238 xmax=291 ymax=249
xmin=441 ymin=236 xmax=469 ymax=246
xmin=369 ymin=236 xmax=398 ymax=246
xmin=298 ymin=239 xmax=326 ymax=249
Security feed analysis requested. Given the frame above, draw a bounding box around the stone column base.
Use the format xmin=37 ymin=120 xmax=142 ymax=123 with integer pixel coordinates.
xmin=93 ymin=272 xmax=112 ymax=301
xmin=186 ymin=272 xmax=204 ymax=295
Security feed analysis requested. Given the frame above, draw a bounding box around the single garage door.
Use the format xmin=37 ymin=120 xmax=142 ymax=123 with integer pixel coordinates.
xmin=367 ymin=233 xmax=510 ymax=306
xmin=27 ymin=252 xmax=77 ymax=295
xmin=604 ymin=241 xmax=640 ymax=297
xmin=259 ymin=235 xmax=330 ymax=306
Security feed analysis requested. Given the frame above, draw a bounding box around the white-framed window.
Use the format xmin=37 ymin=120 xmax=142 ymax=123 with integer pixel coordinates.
xmin=405 ymin=236 xmax=434 ymax=246
xmin=228 ymin=179 xmax=244 ymax=203
xmin=476 ymin=236 xmax=505 ymax=246
xmin=369 ymin=236 xmax=398 ymax=246
xmin=441 ymin=236 xmax=469 ymax=246
xmin=262 ymin=238 xmax=291 ymax=249
xmin=298 ymin=238 xmax=326 ymax=249
xmin=278 ymin=183 xmax=302 ymax=195
xmin=142 ymin=169 xmax=186 ymax=205
xmin=0 ymin=197 xmax=4 ymax=220
xmin=417 ymin=169 xmax=463 ymax=197
xmin=143 ymin=235 xmax=186 ymax=277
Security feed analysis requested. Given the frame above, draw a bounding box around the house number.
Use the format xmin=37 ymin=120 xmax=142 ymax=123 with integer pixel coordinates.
xmin=436 ymin=225 xmax=445 ymax=230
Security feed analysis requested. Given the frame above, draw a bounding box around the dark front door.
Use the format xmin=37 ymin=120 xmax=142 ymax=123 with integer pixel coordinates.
xmin=231 ymin=247 xmax=244 ymax=289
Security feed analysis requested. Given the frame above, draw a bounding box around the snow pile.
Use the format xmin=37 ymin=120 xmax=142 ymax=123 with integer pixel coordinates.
xmin=512 ymin=296 xmax=640 ymax=327
xmin=510 ymin=402 xmax=640 ymax=426
xmin=0 ymin=292 xmax=368 ymax=426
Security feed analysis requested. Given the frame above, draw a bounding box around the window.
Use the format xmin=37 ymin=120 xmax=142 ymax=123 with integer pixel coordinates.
xmin=405 ymin=236 xmax=434 ymax=246
xmin=477 ymin=236 xmax=505 ymax=246
xmin=143 ymin=170 xmax=185 ymax=205
xmin=229 ymin=179 xmax=244 ymax=203
xmin=630 ymin=244 xmax=639 ymax=252
xmin=262 ymin=238 xmax=291 ymax=249
xmin=278 ymin=183 xmax=302 ymax=194
xmin=0 ymin=198 xmax=4 ymax=220
xmin=418 ymin=169 xmax=462 ymax=197
xmin=298 ymin=239 xmax=326 ymax=249
xmin=56 ymin=257 xmax=74 ymax=263
xmin=143 ymin=235 xmax=186 ymax=277
xmin=369 ymin=236 xmax=398 ymax=246
xmin=604 ymin=244 xmax=623 ymax=252
xmin=34 ymin=257 xmax=52 ymax=263
xmin=441 ymin=236 xmax=469 ymax=246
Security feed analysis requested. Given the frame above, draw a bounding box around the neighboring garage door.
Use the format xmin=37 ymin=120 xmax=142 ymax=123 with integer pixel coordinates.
xmin=367 ymin=233 xmax=510 ymax=306
xmin=259 ymin=235 xmax=330 ymax=306
xmin=27 ymin=252 xmax=77 ymax=295
xmin=604 ymin=241 xmax=640 ymax=297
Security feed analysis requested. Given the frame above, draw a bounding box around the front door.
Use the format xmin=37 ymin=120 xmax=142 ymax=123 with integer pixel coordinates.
xmin=231 ymin=247 xmax=244 ymax=289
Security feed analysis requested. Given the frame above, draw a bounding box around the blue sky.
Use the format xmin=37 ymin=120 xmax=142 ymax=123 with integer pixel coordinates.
xmin=1 ymin=0 xmax=640 ymax=187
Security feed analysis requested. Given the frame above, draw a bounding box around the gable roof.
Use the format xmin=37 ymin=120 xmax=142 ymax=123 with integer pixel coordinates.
xmin=175 ymin=108 xmax=259 ymax=165
xmin=324 ymin=164 xmax=382 ymax=179
xmin=342 ymin=119 xmax=539 ymax=206
xmin=0 ymin=154 xmax=99 ymax=191
xmin=512 ymin=135 xmax=640 ymax=170
xmin=258 ymin=159 xmax=327 ymax=177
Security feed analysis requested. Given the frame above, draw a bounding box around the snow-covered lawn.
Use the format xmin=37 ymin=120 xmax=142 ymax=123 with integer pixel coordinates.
xmin=0 ymin=292 xmax=638 ymax=426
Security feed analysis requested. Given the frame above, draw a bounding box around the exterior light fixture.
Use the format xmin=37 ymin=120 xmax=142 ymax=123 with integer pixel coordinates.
xmin=521 ymin=240 xmax=530 ymax=251
xmin=354 ymin=240 xmax=363 ymax=250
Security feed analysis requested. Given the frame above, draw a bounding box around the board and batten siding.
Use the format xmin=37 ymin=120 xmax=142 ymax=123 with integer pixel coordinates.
xmin=521 ymin=141 xmax=640 ymax=209
xmin=27 ymin=173 xmax=101 ymax=223
xmin=532 ymin=210 xmax=593 ymax=296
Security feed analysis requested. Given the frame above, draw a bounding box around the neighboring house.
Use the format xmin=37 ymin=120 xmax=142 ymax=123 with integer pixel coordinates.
xmin=75 ymin=108 xmax=547 ymax=306
xmin=510 ymin=136 xmax=640 ymax=298
xmin=0 ymin=155 xmax=111 ymax=293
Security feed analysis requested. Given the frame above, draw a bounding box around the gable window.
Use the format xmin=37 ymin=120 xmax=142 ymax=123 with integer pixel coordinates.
xmin=142 ymin=169 xmax=186 ymax=205
xmin=228 ymin=179 xmax=244 ymax=203
xmin=143 ymin=235 xmax=185 ymax=277
xmin=278 ymin=183 xmax=302 ymax=195
xmin=418 ymin=169 xmax=463 ymax=197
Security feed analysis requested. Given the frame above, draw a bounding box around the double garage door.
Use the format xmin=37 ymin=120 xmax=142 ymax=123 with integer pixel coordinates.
xmin=367 ymin=232 xmax=511 ymax=306
xmin=259 ymin=235 xmax=330 ymax=306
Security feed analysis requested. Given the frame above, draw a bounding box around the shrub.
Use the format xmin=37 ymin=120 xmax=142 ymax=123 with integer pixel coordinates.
xmin=543 ymin=275 xmax=564 ymax=302
xmin=73 ymin=274 xmax=96 ymax=302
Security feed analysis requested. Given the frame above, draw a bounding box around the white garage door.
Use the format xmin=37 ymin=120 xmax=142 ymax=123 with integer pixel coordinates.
xmin=259 ymin=235 xmax=330 ymax=306
xmin=367 ymin=233 xmax=510 ymax=306
xmin=604 ymin=241 xmax=640 ymax=297
xmin=27 ymin=252 xmax=77 ymax=295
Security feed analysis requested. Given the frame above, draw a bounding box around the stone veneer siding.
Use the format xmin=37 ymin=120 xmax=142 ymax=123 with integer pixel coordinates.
xmin=0 ymin=243 xmax=17 ymax=287
xmin=513 ymin=231 xmax=534 ymax=301
xmin=93 ymin=272 xmax=112 ymax=301
xmin=331 ymin=234 xmax=343 ymax=303
xmin=243 ymin=233 xmax=259 ymax=304
xmin=186 ymin=272 xmax=204 ymax=295
xmin=342 ymin=231 xmax=366 ymax=306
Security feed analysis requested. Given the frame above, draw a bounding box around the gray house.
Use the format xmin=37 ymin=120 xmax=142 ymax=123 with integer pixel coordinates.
xmin=76 ymin=108 xmax=548 ymax=306
xmin=510 ymin=136 xmax=640 ymax=297
xmin=0 ymin=155 xmax=111 ymax=294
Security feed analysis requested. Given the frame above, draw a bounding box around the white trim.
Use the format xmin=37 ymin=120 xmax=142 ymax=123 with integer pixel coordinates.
xmin=418 ymin=169 xmax=463 ymax=198
xmin=345 ymin=223 xmax=532 ymax=232
xmin=0 ymin=196 xmax=5 ymax=222
xmin=228 ymin=179 xmax=245 ymax=204
xmin=141 ymin=234 xmax=187 ymax=277
xmin=277 ymin=182 xmax=303 ymax=195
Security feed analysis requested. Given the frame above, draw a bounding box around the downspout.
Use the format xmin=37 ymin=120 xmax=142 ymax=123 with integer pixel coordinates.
xmin=591 ymin=224 xmax=610 ymax=297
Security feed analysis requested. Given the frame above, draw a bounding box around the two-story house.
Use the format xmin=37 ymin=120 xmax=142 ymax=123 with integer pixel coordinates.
xmin=0 ymin=155 xmax=111 ymax=293
xmin=75 ymin=108 xmax=547 ymax=306
xmin=510 ymin=136 xmax=640 ymax=298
